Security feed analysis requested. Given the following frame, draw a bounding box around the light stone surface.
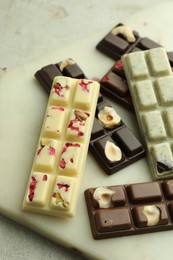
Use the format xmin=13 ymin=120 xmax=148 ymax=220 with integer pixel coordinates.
xmin=0 ymin=0 xmax=167 ymax=259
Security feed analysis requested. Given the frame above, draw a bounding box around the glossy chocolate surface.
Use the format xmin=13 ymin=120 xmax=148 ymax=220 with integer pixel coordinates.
xmin=90 ymin=94 xmax=145 ymax=174
xmin=122 ymin=48 xmax=173 ymax=180
xmin=35 ymin=59 xmax=86 ymax=94
xmin=96 ymin=23 xmax=165 ymax=60
xmin=97 ymin=24 xmax=173 ymax=110
xmin=85 ymin=180 xmax=173 ymax=239
xmin=35 ymin=59 xmax=145 ymax=175
xmin=100 ymin=60 xmax=133 ymax=110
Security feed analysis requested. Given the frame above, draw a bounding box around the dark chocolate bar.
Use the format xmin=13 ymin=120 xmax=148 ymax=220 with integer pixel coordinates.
xmin=35 ymin=59 xmax=145 ymax=175
xmin=35 ymin=58 xmax=86 ymax=94
xmin=85 ymin=180 xmax=173 ymax=239
xmin=90 ymin=95 xmax=145 ymax=175
xmin=100 ymin=60 xmax=133 ymax=110
xmin=97 ymin=24 xmax=173 ymax=110
xmin=96 ymin=23 xmax=162 ymax=60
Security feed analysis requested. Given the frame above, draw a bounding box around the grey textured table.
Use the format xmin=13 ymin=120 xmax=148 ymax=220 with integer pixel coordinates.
xmin=0 ymin=0 xmax=164 ymax=259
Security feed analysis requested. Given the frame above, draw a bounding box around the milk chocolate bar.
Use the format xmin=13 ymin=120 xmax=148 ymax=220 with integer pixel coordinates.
xmin=122 ymin=47 xmax=173 ymax=180
xmin=22 ymin=76 xmax=100 ymax=217
xmin=85 ymin=180 xmax=173 ymax=239
xmin=97 ymin=24 xmax=173 ymax=110
xmin=90 ymin=96 xmax=145 ymax=175
xmin=35 ymin=58 xmax=86 ymax=94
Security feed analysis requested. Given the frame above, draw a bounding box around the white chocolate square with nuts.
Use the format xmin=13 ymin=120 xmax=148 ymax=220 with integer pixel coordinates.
xmin=66 ymin=109 xmax=90 ymax=142
xmin=50 ymin=176 xmax=75 ymax=212
xmin=35 ymin=139 xmax=61 ymax=172
xmin=59 ymin=142 xmax=84 ymax=176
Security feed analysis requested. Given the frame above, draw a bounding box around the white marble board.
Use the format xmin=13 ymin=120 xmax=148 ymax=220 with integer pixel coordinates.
xmin=0 ymin=3 xmax=173 ymax=260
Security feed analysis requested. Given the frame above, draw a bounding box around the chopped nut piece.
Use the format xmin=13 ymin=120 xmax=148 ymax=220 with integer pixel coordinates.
xmin=93 ymin=187 xmax=115 ymax=208
xmin=59 ymin=59 xmax=75 ymax=71
xmin=55 ymin=192 xmax=70 ymax=208
xmin=75 ymin=110 xmax=88 ymax=121
xmin=111 ymin=25 xmax=136 ymax=43
xmin=63 ymin=201 xmax=70 ymax=208
xmin=143 ymin=205 xmax=160 ymax=226
xmin=105 ymin=140 xmax=122 ymax=162
xmin=98 ymin=106 xmax=121 ymax=128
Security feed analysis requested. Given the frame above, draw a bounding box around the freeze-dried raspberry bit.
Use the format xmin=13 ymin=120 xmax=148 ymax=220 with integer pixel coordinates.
xmin=57 ymin=183 xmax=70 ymax=192
xmin=28 ymin=176 xmax=37 ymax=202
xmin=115 ymin=60 xmax=123 ymax=70
xmin=79 ymin=79 xmax=93 ymax=92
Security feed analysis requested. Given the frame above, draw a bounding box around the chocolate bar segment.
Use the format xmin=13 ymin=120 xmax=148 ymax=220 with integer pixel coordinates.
xmin=97 ymin=24 xmax=173 ymax=111
xmin=89 ymin=100 xmax=145 ymax=175
xmin=22 ymin=76 xmax=100 ymax=218
xmin=85 ymin=180 xmax=173 ymax=239
xmin=35 ymin=64 xmax=63 ymax=94
xmin=96 ymin=23 xmax=166 ymax=60
xmin=100 ymin=60 xmax=133 ymax=110
xmin=122 ymin=48 xmax=173 ymax=180
xmin=57 ymin=59 xmax=85 ymax=79
xmin=35 ymin=58 xmax=86 ymax=94
xmin=96 ymin=23 xmax=140 ymax=60
xmin=35 ymin=59 xmax=145 ymax=175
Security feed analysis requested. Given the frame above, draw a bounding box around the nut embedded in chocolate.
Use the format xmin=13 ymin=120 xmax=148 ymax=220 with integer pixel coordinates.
xmin=104 ymin=140 xmax=122 ymax=162
xmin=74 ymin=110 xmax=89 ymax=122
xmin=98 ymin=106 xmax=121 ymax=129
xmin=93 ymin=187 xmax=115 ymax=208
xmin=84 ymin=180 xmax=172 ymax=239
xmin=143 ymin=205 xmax=160 ymax=226
xmin=111 ymin=25 xmax=136 ymax=43
xmin=59 ymin=58 xmax=75 ymax=71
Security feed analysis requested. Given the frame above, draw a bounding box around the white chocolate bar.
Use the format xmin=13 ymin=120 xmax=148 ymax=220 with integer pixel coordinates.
xmin=22 ymin=76 xmax=100 ymax=217
xmin=122 ymin=48 xmax=173 ymax=180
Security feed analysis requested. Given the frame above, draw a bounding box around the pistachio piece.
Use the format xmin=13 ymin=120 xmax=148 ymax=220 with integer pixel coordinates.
xmin=111 ymin=25 xmax=136 ymax=43
xmin=105 ymin=140 xmax=122 ymax=162
xmin=143 ymin=205 xmax=160 ymax=226
xmin=59 ymin=58 xmax=75 ymax=71
xmin=98 ymin=106 xmax=121 ymax=128
xmin=75 ymin=110 xmax=88 ymax=121
xmin=55 ymin=192 xmax=70 ymax=208
xmin=62 ymin=201 xmax=70 ymax=208
xmin=93 ymin=187 xmax=114 ymax=208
